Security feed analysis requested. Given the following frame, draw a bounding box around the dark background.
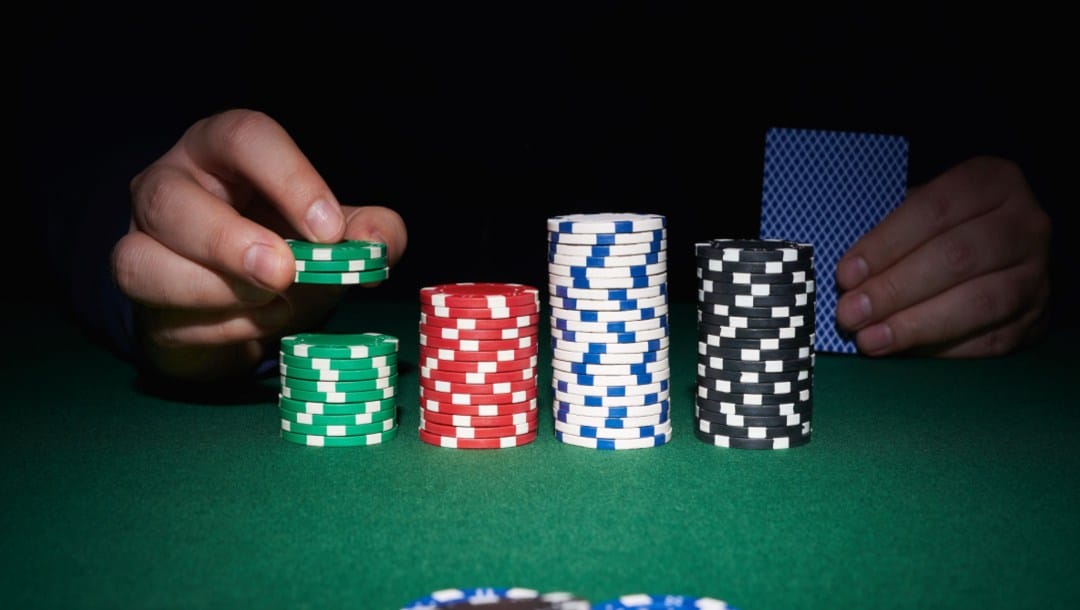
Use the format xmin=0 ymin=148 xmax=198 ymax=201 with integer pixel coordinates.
xmin=16 ymin=4 xmax=1074 ymax=339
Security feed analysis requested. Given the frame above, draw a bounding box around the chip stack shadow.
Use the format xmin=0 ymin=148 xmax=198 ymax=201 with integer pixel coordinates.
xmin=546 ymin=213 xmax=672 ymax=450
xmin=693 ymin=239 xmax=816 ymax=449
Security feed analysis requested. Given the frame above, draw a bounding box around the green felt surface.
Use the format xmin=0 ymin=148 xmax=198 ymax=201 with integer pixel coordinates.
xmin=2 ymin=298 xmax=1079 ymax=610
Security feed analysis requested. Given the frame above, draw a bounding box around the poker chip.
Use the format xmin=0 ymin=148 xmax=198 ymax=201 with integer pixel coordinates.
xmin=549 ymin=251 xmax=667 ymax=267
xmin=420 ymin=303 xmax=539 ymax=319
xmin=553 ymin=419 xmax=673 ymax=440
xmin=551 ymin=358 xmax=669 ymax=376
xmin=551 ymin=337 xmax=670 ymax=354
xmin=553 ymin=389 xmax=670 ymax=408
xmin=551 ymin=347 xmax=669 ymax=366
xmin=550 ymin=315 xmax=668 ymax=333
xmin=420 ymin=312 xmax=541 ymax=330
xmin=294 ymin=256 xmax=387 ymax=272
xmin=278 ymin=395 xmax=396 ymax=416
xmin=547 ymin=212 xmax=666 ymax=234
xmin=281 ymin=417 xmax=397 ymax=437
xmin=419 ymin=283 xmax=540 ymax=308
xmin=287 ymin=238 xmax=387 ymax=260
xmin=294 ymin=265 xmax=390 ymax=285
xmin=278 ymin=363 xmax=395 ymax=381
xmin=547 ymin=283 xmax=666 ymax=300
xmin=280 ymin=333 xmax=399 ymax=359
xmin=549 ymin=293 xmax=668 ymax=312
xmin=419 ymin=428 xmax=537 ymax=449
xmin=695 ymin=238 xmax=816 ymax=450
xmin=695 ymin=238 xmax=812 ymax=262
xmin=554 ymin=428 xmax=671 ymax=450
xmin=420 ymin=334 xmax=538 ymax=352
xmin=420 ymin=355 xmax=538 ymax=373
xmin=551 ymin=305 xmax=668 ymax=322
xmin=280 ymin=352 xmax=398 ymax=371
xmin=547 ymin=272 xmax=668 ymax=290
xmin=420 ymin=366 xmax=536 ymax=384
xmin=278 ymin=406 xmax=397 ymax=426
xmin=547 ymin=261 xmax=667 ymax=278
xmin=547 ymin=239 xmax=667 ymax=257
xmin=592 ymin=593 xmax=738 ymax=609
xmin=280 ymin=427 xmax=397 ymax=447
xmin=400 ymin=587 xmax=590 ymax=609
xmin=548 ymin=228 xmax=665 ymax=245
xmin=280 ymin=374 xmax=398 ymax=393
xmin=419 ymin=397 xmax=538 ymax=417
xmin=419 ymin=324 xmax=538 ymax=341
xmin=554 ymin=409 xmax=669 ymax=428
xmin=554 ymin=401 xmax=669 ymax=419
xmin=420 ymin=409 xmax=538 ymax=428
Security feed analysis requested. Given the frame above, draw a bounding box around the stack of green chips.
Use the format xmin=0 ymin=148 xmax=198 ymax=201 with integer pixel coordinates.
xmin=287 ymin=239 xmax=389 ymax=285
xmin=278 ymin=333 xmax=400 ymax=446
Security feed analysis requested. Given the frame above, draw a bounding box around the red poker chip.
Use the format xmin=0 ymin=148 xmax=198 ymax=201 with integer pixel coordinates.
xmin=419 ymin=283 xmax=540 ymax=308
xmin=419 ymin=376 xmax=538 ymax=395
xmin=419 ymin=428 xmax=538 ymax=449
xmin=419 ymin=345 xmax=538 ymax=363
xmin=420 ymin=312 xmax=540 ymax=330
xmin=419 ymin=385 xmax=539 ymax=406
xmin=419 ymin=397 xmax=538 ymax=416
xmin=418 ymin=323 xmax=539 ymax=341
xmin=420 ymin=408 xmax=539 ymax=427
xmin=420 ymin=303 xmax=539 ymax=320
xmin=419 ymin=334 xmax=538 ymax=352
xmin=419 ymin=365 xmax=536 ymax=384
xmin=419 ymin=354 xmax=537 ymax=373
xmin=420 ymin=419 xmax=538 ymax=438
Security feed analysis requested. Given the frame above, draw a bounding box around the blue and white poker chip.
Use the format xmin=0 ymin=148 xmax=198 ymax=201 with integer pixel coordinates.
xmin=549 ymin=294 xmax=668 ymax=312
xmin=401 ymin=587 xmax=588 ymax=609
xmin=591 ymin=593 xmax=737 ymax=609
xmin=547 ymin=212 xmax=666 ymax=234
xmin=548 ymin=251 xmax=667 ymax=267
xmin=551 ymin=305 xmax=668 ymax=323
xmin=552 ymin=315 xmax=668 ymax=334
xmin=548 ymin=239 xmax=666 ymax=257
xmin=548 ymin=272 xmax=669 ymax=290
xmin=548 ymin=283 xmax=666 ymax=301
xmin=548 ymin=228 xmax=666 ymax=246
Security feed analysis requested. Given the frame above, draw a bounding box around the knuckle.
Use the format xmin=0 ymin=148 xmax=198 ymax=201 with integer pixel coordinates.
xmin=213 ymin=109 xmax=274 ymax=157
xmin=940 ymin=235 xmax=978 ymax=276
xmin=134 ymin=170 xmax=180 ymax=231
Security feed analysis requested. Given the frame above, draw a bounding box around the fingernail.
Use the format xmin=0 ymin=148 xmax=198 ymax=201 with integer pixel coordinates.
xmin=244 ymin=244 xmax=281 ymax=288
xmin=256 ymin=299 xmax=292 ymax=328
xmin=859 ymin=323 xmax=893 ymax=353
xmin=305 ymin=199 xmax=344 ymax=242
xmin=840 ymin=256 xmax=870 ymax=287
xmin=838 ymin=292 xmax=873 ymax=328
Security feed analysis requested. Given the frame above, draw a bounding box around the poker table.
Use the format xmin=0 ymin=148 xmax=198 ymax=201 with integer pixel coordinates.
xmin=3 ymin=295 xmax=1079 ymax=610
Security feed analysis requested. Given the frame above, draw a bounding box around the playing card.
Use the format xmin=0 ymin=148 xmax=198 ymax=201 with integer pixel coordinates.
xmin=759 ymin=127 xmax=909 ymax=354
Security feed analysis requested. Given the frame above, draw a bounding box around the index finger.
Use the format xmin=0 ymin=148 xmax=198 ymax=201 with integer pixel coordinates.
xmin=836 ymin=156 xmax=1018 ymax=290
xmin=181 ymin=109 xmax=345 ymax=244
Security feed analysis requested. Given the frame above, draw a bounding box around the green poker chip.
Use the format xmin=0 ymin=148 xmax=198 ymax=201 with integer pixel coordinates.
xmin=294 ymin=257 xmax=388 ymax=272
xmin=279 ymin=352 xmax=398 ymax=371
xmin=279 ymin=385 xmax=396 ymax=404
xmin=278 ymin=405 xmax=397 ymax=426
xmin=280 ymin=333 xmax=399 ymax=359
xmin=280 ymin=426 xmax=398 ymax=447
xmin=293 ymin=267 xmax=390 ymax=285
xmin=280 ymin=374 xmax=399 ymax=393
xmin=278 ymin=395 xmax=396 ymax=415
xmin=278 ymin=363 xmax=396 ymax=381
xmin=286 ymin=239 xmax=387 ymax=261
xmin=280 ymin=417 xmax=397 ymax=436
